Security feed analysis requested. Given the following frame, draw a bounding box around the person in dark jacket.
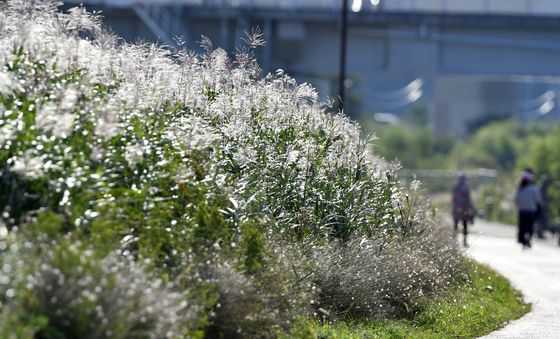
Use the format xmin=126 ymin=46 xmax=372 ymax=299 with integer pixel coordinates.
xmin=452 ymin=173 xmax=474 ymax=247
xmin=536 ymin=174 xmax=552 ymax=239
xmin=515 ymin=170 xmax=543 ymax=249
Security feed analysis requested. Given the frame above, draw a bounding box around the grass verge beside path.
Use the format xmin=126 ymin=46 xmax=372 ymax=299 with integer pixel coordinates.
xmin=302 ymin=260 xmax=529 ymax=338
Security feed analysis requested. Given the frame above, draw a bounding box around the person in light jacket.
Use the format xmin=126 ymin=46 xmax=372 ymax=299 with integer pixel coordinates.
xmin=515 ymin=170 xmax=543 ymax=249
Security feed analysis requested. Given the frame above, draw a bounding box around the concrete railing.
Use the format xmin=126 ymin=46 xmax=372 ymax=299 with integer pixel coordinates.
xmin=385 ymin=0 xmax=560 ymax=16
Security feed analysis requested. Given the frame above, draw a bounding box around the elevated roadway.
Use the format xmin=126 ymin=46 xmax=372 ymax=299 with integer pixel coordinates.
xmin=65 ymin=0 xmax=560 ymax=136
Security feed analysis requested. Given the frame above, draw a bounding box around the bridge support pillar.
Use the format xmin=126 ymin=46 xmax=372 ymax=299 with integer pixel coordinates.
xmin=220 ymin=16 xmax=229 ymax=51
xmin=263 ymin=19 xmax=272 ymax=72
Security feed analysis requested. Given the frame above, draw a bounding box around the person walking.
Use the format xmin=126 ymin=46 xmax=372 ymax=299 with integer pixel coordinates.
xmin=536 ymin=174 xmax=553 ymax=239
xmin=514 ymin=170 xmax=543 ymax=249
xmin=452 ymin=173 xmax=474 ymax=247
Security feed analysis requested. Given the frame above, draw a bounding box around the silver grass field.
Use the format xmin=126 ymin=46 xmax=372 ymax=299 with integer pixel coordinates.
xmin=0 ymin=1 xmax=463 ymax=337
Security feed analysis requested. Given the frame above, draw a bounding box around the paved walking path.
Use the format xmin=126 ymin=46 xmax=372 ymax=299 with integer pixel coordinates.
xmin=465 ymin=220 xmax=560 ymax=338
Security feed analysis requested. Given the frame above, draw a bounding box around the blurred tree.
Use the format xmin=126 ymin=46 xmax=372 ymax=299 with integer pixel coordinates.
xmin=451 ymin=120 xmax=527 ymax=171
xmin=360 ymin=120 xmax=454 ymax=169
xmin=403 ymin=105 xmax=429 ymax=127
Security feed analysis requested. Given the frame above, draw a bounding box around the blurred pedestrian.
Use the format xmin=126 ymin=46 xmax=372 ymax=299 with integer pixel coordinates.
xmin=452 ymin=173 xmax=475 ymax=247
xmin=514 ymin=170 xmax=543 ymax=249
xmin=536 ymin=174 xmax=553 ymax=239
xmin=484 ymin=195 xmax=494 ymax=220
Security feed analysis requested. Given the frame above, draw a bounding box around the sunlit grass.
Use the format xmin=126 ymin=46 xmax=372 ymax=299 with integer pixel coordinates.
xmin=307 ymin=260 xmax=529 ymax=338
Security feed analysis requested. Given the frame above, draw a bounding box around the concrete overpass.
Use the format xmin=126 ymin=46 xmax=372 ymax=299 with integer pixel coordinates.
xmin=65 ymin=0 xmax=560 ymax=136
